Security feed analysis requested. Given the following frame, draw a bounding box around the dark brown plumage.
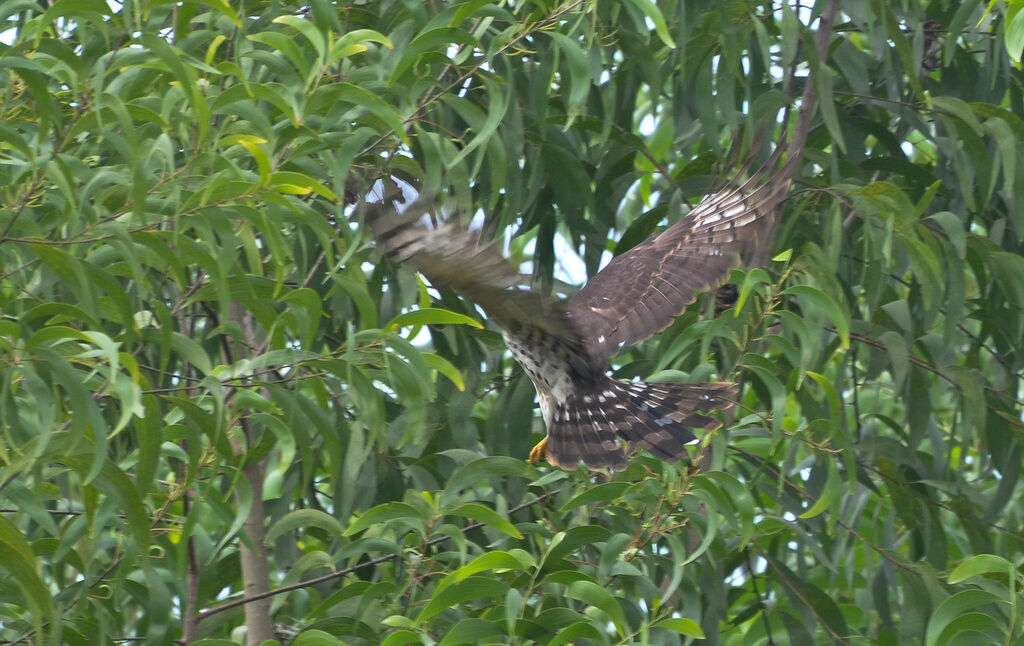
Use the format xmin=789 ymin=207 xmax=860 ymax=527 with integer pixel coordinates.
xmin=361 ymin=0 xmax=834 ymax=469
xmin=361 ymin=3 xmax=834 ymax=471
xmin=362 ymin=161 xmax=795 ymax=470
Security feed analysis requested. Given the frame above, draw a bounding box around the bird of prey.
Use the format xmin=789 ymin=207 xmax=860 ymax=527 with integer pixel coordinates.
xmin=363 ymin=152 xmax=805 ymax=472
xmin=362 ymin=6 xmax=830 ymax=471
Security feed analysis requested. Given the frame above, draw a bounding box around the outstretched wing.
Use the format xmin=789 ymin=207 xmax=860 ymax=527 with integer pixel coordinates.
xmin=362 ymin=200 xmax=572 ymax=338
xmin=565 ymin=178 xmax=788 ymax=360
xmin=565 ymin=0 xmax=831 ymax=364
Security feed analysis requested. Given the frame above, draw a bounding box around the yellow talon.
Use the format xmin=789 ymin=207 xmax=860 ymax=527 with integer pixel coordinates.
xmin=528 ymin=436 xmax=548 ymax=464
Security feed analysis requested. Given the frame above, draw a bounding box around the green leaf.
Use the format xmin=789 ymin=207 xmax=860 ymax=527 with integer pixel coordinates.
xmin=773 ymin=248 xmax=793 ymax=263
xmin=248 ymin=30 xmax=311 ymax=81
xmin=388 ymin=27 xmax=477 ymax=85
xmin=505 ymin=588 xmax=523 ymax=635
xmin=446 ymin=503 xmax=524 ymax=538
xmin=547 ymin=32 xmax=591 ymax=115
xmin=266 ymin=509 xmax=346 ymax=543
xmin=565 ymin=580 xmax=628 ymax=637
xmin=944 ymin=365 xmax=987 ymax=438
xmin=292 ymin=628 xmax=349 ymax=646
xmin=422 ymin=353 xmax=466 ymax=391
xmin=735 ymin=267 xmax=773 ymax=315
xmin=547 ymin=621 xmax=602 ymax=646
xmin=440 ymin=75 xmax=511 ymax=171
xmin=269 ymin=171 xmax=337 ymax=200
xmin=982 ymin=116 xmax=1017 ymax=198
xmin=332 ymin=275 xmax=379 ymax=330
xmin=810 ymin=41 xmax=846 ymax=153
xmin=798 ymin=456 xmax=842 ymax=519
xmin=624 ymin=0 xmax=676 ymax=48
xmin=1005 ymin=6 xmax=1024 ymax=63
xmin=544 ymin=526 xmax=614 ymax=564
xmin=784 ymin=284 xmax=850 ymax=349
xmin=925 ymin=590 xmax=1005 ymax=646
xmin=415 ymin=576 xmax=508 ymax=624
xmin=926 ymin=211 xmax=966 ymax=259
xmin=878 ymin=330 xmax=910 ymax=390
xmin=438 ymin=618 xmax=502 ymax=646
xmin=434 ymin=550 xmax=534 ymax=595
xmin=274 ymin=15 xmax=327 ymax=64
xmin=380 ymin=630 xmax=421 ymax=646
xmin=331 ymin=29 xmax=393 ymax=63
xmin=948 ymin=554 xmax=1014 ymax=584
xmin=310 ymin=82 xmax=410 ymax=146
xmin=560 ymin=481 xmax=631 ymax=511
xmin=805 ymin=371 xmax=842 ymax=417
xmin=654 ymin=617 xmax=705 ymax=638
xmin=698 ymin=471 xmax=756 ymax=545
xmin=441 ymin=457 xmax=531 ymax=505
xmin=988 ymin=251 xmax=1024 ymax=309
xmin=382 ymin=615 xmax=416 ymax=629
xmin=343 ymin=502 xmax=425 ymax=537
xmin=0 ymin=514 xmax=54 ymax=637
xmin=769 ymin=557 xmax=850 ymax=639
xmin=139 ymin=33 xmax=210 ymax=142
xmin=778 ymin=4 xmax=799 ymax=70
xmin=385 ymin=307 xmax=483 ymax=331
xmin=930 ymin=96 xmax=984 ymax=136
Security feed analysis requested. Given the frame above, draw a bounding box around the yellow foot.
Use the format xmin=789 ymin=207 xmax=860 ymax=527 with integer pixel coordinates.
xmin=528 ymin=436 xmax=548 ymax=464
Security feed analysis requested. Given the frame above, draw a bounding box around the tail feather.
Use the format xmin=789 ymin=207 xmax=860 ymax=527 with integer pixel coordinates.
xmin=545 ymin=378 xmax=736 ymax=470
xmin=547 ymin=398 xmax=626 ymax=471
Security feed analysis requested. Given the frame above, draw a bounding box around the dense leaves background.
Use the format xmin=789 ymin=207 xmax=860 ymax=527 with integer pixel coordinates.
xmin=1 ymin=0 xmax=1023 ymax=644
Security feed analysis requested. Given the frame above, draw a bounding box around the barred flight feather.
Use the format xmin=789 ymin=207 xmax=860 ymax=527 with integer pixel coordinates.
xmin=544 ymin=378 xmax=736 ymax=470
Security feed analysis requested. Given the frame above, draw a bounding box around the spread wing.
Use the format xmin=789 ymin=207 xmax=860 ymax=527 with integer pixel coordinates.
xmin=362 ymin=200 xmax=572 ymax=338
xmin=565 ymin=178 xmax=788 ymax=360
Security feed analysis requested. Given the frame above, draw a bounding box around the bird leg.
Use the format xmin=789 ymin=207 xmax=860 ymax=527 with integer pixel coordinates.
xmin=528 ymin=436 xmax=548 ymax=464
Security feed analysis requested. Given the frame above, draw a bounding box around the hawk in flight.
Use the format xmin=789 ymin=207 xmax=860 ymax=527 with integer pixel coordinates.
xmin=362 ymin=4 xmax=829 ymax=471
xmin=364 ymin=157 xmax=801 ymax=471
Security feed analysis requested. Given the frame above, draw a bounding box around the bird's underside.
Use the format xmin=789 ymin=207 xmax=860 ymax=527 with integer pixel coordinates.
xmin=362 ymin=169 xmax=792 ymax=471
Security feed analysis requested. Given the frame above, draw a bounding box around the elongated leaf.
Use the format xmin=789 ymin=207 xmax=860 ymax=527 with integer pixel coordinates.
xmin=331 ymin=29 xmax=393 ymax=63
xmin=785 ymin=284 xmax=850 ymax=349
xmin=415 ymin=576 xmax=508 ymax=624
xmin=267 ymin=509 xmax=346 ymax=543
xmin=343 ymin=502 xmax=425 ymax=537
xmin=624 ymin=0 xmax=676 ymax=48
xmin=925 ymin=590 xmax=1005 ymax=646
xmin=446 ymin=503 xmax=523 ymax=538
xmin=1007 ymin=6 xmax=1024 ymax=62
xmin=547 ymin=32 xmax=591 ymax=114
xmin=434 ymin=550 xmax=534 ymax=595
xmin=388 ymin=27 xmax=477 ymax=85
xmin=0 ymin=515 xmax=54 ymax=637
xmin=386 ymin=307 xmax=483 ymax=331
xmin=654 ymin=617 xmax=705 ymax=638
xmin=948 ymin=554 xmax=1013 ymax=584
xmin=565 ymin=580 xmax=628 ymax=638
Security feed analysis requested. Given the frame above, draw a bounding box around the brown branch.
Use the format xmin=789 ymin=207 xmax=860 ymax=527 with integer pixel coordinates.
xmin=842 ymin=328 xmax=1024 ymax=411
xmin=225 ymin=301 xmax=276 ymax=645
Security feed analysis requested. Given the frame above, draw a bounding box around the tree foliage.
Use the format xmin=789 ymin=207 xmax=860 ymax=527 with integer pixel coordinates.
xmin=1 ymin=0 xmax=1023 ymax=644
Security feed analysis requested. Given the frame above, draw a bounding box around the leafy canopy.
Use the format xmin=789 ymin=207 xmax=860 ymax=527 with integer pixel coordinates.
xmin=1 ymin=0 xmax=1023 ymax=644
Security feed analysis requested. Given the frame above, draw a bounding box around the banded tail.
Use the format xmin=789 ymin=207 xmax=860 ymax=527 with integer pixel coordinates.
xmin=542 ymin=378 xmax=737 ymax=471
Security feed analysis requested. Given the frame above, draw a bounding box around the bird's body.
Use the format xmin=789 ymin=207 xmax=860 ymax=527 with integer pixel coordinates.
xmin=362 ymin=5 xmax=829 ymax=471
xmin=501 ymin=324 xmax=588 ymax=418
xmin=364 ymin=176 xmax=779 ymax=470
